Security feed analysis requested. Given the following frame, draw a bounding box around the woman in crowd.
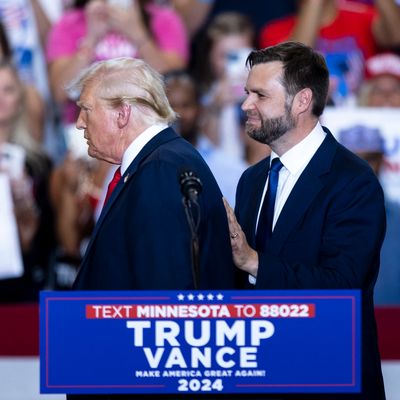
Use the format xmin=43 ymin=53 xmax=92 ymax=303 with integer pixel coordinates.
xmin=192 ymin=12 xmax=262 ymax=162
xmin=0 ymin=58 xmax=54 ymax=302
xmin=0 ymin=20 xmax=46 ymax=144
xmin=49 ymin=145 xmax=111 ymax=289
xmin=46 ymin=0 xmax=189 ymax=125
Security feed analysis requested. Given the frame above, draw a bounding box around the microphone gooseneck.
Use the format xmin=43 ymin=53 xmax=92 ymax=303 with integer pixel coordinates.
xmin=178 ymin=168 xmax=202 ymax=289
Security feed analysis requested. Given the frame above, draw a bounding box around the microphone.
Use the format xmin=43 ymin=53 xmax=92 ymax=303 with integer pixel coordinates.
xmin=179 ymin=168 xmax=203 ymax=203
xmin=179 ymin=168 xmax=202 ymax=289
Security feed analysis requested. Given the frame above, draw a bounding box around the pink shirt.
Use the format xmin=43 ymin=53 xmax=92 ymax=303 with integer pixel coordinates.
xmin=46 ymin=3 xmax=189 ymax=122
xmin=47 ymin=4 xmax=188 ymax=62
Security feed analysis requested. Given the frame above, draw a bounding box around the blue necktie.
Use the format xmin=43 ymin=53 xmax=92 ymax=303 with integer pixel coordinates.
xmin=256 ymin=158 xmax=283 ymax=252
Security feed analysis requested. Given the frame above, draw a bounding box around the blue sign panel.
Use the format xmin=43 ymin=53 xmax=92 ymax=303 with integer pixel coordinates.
xmin=40 ymin=290 xmax=360 ymax=395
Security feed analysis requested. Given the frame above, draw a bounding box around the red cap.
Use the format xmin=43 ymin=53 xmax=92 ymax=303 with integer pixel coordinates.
xmin=365 ymin=53 xmax=400 ymax=80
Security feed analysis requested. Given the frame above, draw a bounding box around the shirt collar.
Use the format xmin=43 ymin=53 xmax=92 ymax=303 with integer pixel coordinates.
xmin=121 ymin=123 xmax=168 ymax=174
xmin=271 ymin=122 xmax=326 ymax=175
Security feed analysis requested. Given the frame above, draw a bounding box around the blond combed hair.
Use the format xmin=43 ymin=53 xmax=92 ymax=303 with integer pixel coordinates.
xmin=68 ymin=57 xmax=177 ymax=126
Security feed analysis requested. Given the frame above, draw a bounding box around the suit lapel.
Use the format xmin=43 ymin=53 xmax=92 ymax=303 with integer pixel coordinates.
xmin=81 ymin=127 xmax=179 ymax=262
xmin=270 ymin=130 xmax=338 ymax=253
xmin=242 ymin=158 xmax=270 ymax=247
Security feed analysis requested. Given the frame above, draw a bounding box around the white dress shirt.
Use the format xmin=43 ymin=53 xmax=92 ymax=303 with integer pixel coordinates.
xmin=250 ymin=122 xmax=327 ymax=284
xmin=256 ymin=122 xmax=327 ymax=231
xmin=121 ymin=123 xmax=168 ymax=174
xmin=94 ymin=124 xmax=168 ymax=221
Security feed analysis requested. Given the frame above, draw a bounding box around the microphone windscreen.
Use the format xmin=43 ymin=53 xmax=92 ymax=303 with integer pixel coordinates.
xmin=179 ymin=167 xmax=203 ymax=197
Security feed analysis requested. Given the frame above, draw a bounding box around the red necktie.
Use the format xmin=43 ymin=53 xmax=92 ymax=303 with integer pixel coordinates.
xmin=103 ymin=167 xmax=121 ymax=207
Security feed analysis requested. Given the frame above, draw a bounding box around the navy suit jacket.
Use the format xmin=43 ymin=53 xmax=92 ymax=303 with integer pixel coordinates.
xmin=235 ymin=129 xmax=386 ymax=399
xmin=73 ymin=127 xmax=235 ymax=291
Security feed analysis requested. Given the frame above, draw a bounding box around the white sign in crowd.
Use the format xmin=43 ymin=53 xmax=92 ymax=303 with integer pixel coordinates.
xmin=322 ymin=107 xmax=400 ymax=204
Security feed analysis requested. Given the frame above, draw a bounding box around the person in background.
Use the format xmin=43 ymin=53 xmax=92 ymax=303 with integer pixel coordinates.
xmin=0 ymin=0 xmax=60 ymax=159
xmin=259 ymin=0 xmax=400 ymax=106
xmin=358 ymin=52 xmax=400 ymax=107
xmin=224 ymin=42 xmax=386 ymax=399
xmin=0 ymin=58 xmax=54 ymax=302
xmin=169 ymin=0 xmax=215 ymax=38
xmin=48 ymin=149 xmax=110 ymax=289
xmin=338 ymin=125 xmax=400 ymax=305
xmin=46 ymin=0 xmax=189 ymax=127
xmin=192 ymin=11 xmax=254 ymax=161
xmin=164 ymin=69 xmax=247 ymax=206
xmin=355 ymin=53 xmax=400 ymax=304
xmin=67 ymin=58 xmax=235 ymax=330
xmin=35 ymin=0 xmax=69 ymax=24
xmin=0 ymin=17 xmax=46 ymax=145
xmin=0 ymin=0 xmax=51 ymax=105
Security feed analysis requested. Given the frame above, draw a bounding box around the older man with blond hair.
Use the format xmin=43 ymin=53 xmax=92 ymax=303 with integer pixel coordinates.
xmin=68 ymin=57 xmax=235 ymax=302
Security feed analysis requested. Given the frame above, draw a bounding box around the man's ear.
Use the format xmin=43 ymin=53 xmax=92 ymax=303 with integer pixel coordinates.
xmin=293 ymin=88 xmax=313 ymax=115
xmin=117 ymin=103 xmax=131 ymax=129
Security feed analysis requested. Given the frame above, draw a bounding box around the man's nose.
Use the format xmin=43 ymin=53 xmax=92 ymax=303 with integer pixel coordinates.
xmin=76 ymin=113 xmax=85 ymax=130
xmin=241 ymin=95 xmax=253 ymax=112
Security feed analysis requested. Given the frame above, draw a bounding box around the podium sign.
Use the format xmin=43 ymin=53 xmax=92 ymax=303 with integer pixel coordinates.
xmin=40 ymin=290 xmax=361 ymax=395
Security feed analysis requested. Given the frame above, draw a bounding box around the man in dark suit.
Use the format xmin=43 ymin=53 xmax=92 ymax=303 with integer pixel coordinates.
xmin=68 ymin=58 xmax=234 ymax=293
xmin=224 ymin=42 xmax=386 ymax=399
xmin=65 ymin=58 xmax=236 ymax=400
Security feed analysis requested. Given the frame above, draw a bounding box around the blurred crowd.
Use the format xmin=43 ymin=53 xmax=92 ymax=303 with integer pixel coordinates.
xmin=0 ymin=0 xmax=400 ymax=304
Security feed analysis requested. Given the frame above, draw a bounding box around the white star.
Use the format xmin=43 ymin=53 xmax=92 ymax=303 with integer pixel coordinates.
xmin=197 ymin=293 xmax=205 ymax=301
xmin=187 ymin=294 xmax=195 ymax=301
xmin=177 ymin=294 xmax=185 ymax=301
xmin=207 ymin=293 xmax=214 ymax=300
xmin=216 ymin=293 xmax=224 ymax=300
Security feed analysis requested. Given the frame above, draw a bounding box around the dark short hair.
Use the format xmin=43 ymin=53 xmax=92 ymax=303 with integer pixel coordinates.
xmin=246 ymin=41 xmax=329 ymax=117
xmin=164 ymin=70 xmax=200 ymax=102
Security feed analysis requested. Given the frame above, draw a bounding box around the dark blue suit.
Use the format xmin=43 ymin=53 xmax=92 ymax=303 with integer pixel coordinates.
xmin=73 ymin=127 xmax=235 ymax=291
xmin=68 ymin=128 xmax=236 ymax=400
xmin=235 ymin=129 xmax=386 ymax=399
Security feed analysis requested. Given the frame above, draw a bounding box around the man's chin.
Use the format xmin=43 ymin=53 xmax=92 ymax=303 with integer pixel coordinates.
xmin=87 ymin=148 xmax=97 ymax=159
xmin=245 ymin=120 xmax=261 ymax=130
xmin=246 ymin=127 xmax=272 ymax=145
xmin=246 ymin=125 xmax=260 ymax=138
